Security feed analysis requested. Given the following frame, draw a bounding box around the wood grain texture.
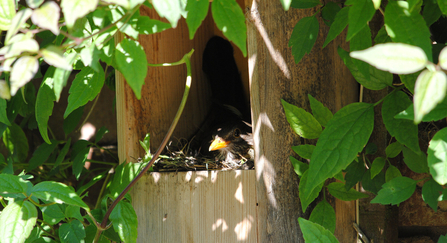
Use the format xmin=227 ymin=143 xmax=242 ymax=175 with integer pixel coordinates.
xmin=245 ymin=0 xmax=359 ymax=242
xmin=117 ymin=5 xmax=215 ymax=162
xmin=132 ymin=170 xmax=257 ymax=242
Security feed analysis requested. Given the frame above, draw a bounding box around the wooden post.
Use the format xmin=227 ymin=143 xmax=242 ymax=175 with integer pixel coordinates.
xmin=245 ymin=0 xmax=358 ymax=242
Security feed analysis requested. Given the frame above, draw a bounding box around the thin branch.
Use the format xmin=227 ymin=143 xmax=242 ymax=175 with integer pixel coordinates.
xmin=95 ymin=49 xmax=194 ymax=237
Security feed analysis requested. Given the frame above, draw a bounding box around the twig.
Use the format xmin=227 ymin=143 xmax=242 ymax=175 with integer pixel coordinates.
xmin=353 ymin=222 xmax=370 ymax=243
xmin=96 ymin=49 xmax=194 ymax=234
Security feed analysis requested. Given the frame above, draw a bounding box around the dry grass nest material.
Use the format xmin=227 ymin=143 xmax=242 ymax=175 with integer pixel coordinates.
xmin=152 ymin=137 xmax=254 ymax=172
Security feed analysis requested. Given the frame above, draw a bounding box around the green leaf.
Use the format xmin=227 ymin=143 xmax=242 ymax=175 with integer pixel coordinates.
xmin=290 ymin=0 xmax=321 ymax=9
xmin=350 ymin=25 xmax=372 ymax=80
xmin=299 ymin=170 xmax=324 ymax=212
xmin=350 ymin=43 xmax=428 ymax=75
xmin=0 ymin=38 xmax=39 ymax=59
xmin=288 ymin=15 xmax=319 ymax=63
xmin=212 ymin=0 xmax=247 ymax=56
xmin=338 ymin=47 xmax=392 ymax=90
xmin=139 ymin=133 xmax=151 ymax=154
xmin=95 ymin=126 xmax=109 ymax=143
xmin=321 ymin=2 xmax=341 ymax=26
xmin=399 ymin=72 xmax=420 ymax=94
xmin=152 ymin=0 xmax=185 ymax=28
xmin=402 ymin=146 xmax=429 ymax=173
xmin=36 ymin=77 xmax=56 ymax=144
xmin=59 ymin=220 xmax=86 ymax=243
xmin=65 ymin=205 xmax=83 ymax=222
xmin=423 ymin=0 xmax=442 ymax=27
xmin=110 ymin=200 xmax=138 ymax=243
xmin=28 ymin=140 xmax=58 ymax=171
xmin=395 ymin=98 xmax=447 ymax=123
xmin=345 ymin=0 xmax=375 ymax=41
xmin=281 ymin=0 xmax=292 ymax=10
xmin=41 ymin=204 xmax=66 ymax=225
xmin=61 ymin=0 xmax=98 ymax=29
xmin=64 ymin=66 xmax=104 ymax=118
xmin=76 ymin=172 xmax=106 ymax=195
xmin=136 ymin=16 xmax=171 ymax=35
xmin=440 ymin=47 xmax=447 ymax=70
xmin=109 ymin=161 xmax=144 ymax=199
xmin=308 ymin=94 xmax=333 ymax=127
xmin=73 ymin=146 xmax=90 ymax=180
xmin=384 ymin=0 xmax=432 ymax=61
xmin=0 ymin=201 xmax=37 ymax=243
xmin=0 ymin=98 xmax=10 ymax=126
xmin=115 ymin=38 xmax=147 ymax=100
xmin=344 ymin=158 xmax=366 ymax=189
xmin=303 ymin=102 xmax=374 ymax=200
xmin=292 ymin=144 xmax=315 ymax=160
xmin=31 ymin=1 xmax=60 ymax=35
xmin=371 ymin=176 xmax=416 ymax=205
xmin=385 ymin=164 xmax=402 ymax=182
xmin=0 ymin=0 xmax=15 ymax=31
xmin=63 ymin=106 xmax=85 ymax=135
xmin=309 ymin=200 xmax=336 ymax=233
xmin=80 ymin=45 xmax=101 ymax=73
xmin=327 ymin=182 xmax=369 ymax=201
xmin=439 ymin=234 xmax=447 ymax=243
xmin=323 ymin=6 xmax=349 ymax=48
xmin=371 ymin=157 xmax=386 ymax=179
xmin=31 ymin=181 xmax=89 ymax=209
xmin=10 ymin=56 xmax=39 ymax=96
xmin=41 ymin=45 xmax=73 ymax=71
xmin=5 ymin=8 xmax=32 ymax=45
xmin=0 ymin=81 xmax=11 ymax=100
xmin=298 ymin=218 xmax=340 ymax=243
xmin=362 ymin=170 xmax=385 ymax=194
xmin=439 ymin=0 xmax=447 ymax=15
xmin=382 ymin=91 xmax=420 ymax=153
xmin=109 ymin=6 xmax=139 ymax=39
xmin=0 ymin=174 xmax=30 ymax=195
xmin=386 ymin=141 xmax=402 ymax=158
xmin=281 ymin=99 xmax=322 ymax=139
xmin=289 ymin=156 xmax=309 ymax=177
xmin=3 ymin=123 xmax=29 ymax=162
xmin=26 ymin=0 xmax=44 ymax=8
xmin=428 ymin=127 xmax=447 ymax=185
xmin=413 ymin=70 xmax=447 ymax=124
xmin=422 ymin=178 xmax=442 ymax=211
xmin=52 ymin=138 xmax=71 ymax=172
xmin=185 ymin=0 xmax=209 ymax=39
xmin=374 ymin=26 xmax=392 ymax=44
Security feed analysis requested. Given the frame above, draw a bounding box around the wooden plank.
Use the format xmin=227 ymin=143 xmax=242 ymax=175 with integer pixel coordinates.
xmin=245 ymin=0 xmax=358 ymax=242
xmin=131 ymin=170 xmax=258 ymax=242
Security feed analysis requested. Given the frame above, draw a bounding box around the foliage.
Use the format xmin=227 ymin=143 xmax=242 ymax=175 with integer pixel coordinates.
xmin=284 ymin=0 xmax=447 ymax=242
xmin=0 ymin=0 xmax=232 ymax=242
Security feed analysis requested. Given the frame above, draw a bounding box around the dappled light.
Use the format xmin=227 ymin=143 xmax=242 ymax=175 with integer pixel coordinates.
xmin=248 ymin=0 xmax=291 ymax=79
xmin=132 ymin=170 xmax=257 ymax=241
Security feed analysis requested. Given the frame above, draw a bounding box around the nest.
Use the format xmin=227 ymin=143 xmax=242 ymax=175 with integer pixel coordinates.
xmin=151 ymin=137 xmax=254 ymax=172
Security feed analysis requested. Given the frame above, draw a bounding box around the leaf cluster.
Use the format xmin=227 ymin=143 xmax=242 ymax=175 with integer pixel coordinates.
xmin=284 ymin=0 xmax=447 ymax=241
xmin=0 ymin=0 xmax=237 ymax=242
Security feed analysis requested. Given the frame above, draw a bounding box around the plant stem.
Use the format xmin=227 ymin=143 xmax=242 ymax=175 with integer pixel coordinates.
xmin=94 ymin=49 xmax=194 ymax=242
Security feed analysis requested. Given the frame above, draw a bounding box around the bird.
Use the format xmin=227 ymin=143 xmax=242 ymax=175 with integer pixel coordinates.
xmin=198 ymin=36 xmax=253 ymax=165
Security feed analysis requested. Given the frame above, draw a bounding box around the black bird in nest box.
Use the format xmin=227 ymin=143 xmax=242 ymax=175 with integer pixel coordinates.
xmin=199 ymin=36 xmax=253 ymax=165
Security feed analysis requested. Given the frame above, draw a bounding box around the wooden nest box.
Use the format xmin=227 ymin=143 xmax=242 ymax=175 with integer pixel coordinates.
xmin=116 ymin=0 xmax=364 ymax=242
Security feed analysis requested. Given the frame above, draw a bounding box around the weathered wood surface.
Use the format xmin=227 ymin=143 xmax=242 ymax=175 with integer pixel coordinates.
xmin=245 ymin=0 xmax=359 ymax=242
xmin=131 ymin=170 xmax=257 ymax=242
xmin=116 ymin=5 xmax=215 ymax=162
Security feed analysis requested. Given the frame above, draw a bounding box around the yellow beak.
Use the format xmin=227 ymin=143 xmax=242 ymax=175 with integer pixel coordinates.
xmin=209 ymin=137 xmax=230 ymax=151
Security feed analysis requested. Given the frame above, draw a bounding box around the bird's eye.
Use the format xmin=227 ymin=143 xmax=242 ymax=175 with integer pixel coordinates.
xmin=233 ymin=128 xmax=241 ymax=138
